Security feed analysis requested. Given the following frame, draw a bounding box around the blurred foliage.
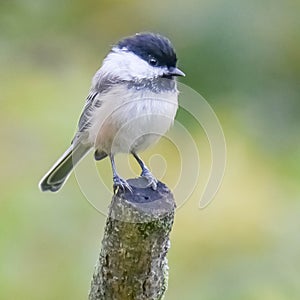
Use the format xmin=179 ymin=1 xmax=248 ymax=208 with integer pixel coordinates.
xmin=1 ymin=0 xmax=300 ymax=299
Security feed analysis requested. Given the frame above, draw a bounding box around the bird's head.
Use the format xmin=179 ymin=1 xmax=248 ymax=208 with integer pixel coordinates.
xmin=102 ymin=32 xmax=185 ymax=81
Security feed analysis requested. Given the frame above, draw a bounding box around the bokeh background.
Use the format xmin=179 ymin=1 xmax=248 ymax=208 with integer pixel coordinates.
xmin=1 ymin=0 xmax=300 ymax=299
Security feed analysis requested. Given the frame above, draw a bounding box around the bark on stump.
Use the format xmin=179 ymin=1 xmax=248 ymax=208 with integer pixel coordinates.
xmin=88 ymin=178 xmax=176 ymax=300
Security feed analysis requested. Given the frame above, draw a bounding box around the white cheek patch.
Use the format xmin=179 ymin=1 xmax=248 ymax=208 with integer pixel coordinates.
xmin=101 ymin=48 xmax=165 ymax=80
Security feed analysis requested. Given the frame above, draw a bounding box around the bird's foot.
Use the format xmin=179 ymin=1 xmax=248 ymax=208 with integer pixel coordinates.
xmin=141 ymin=169 xmax=158 ymax=190
xmin=113 ymin=175 xmax=133 ymax=194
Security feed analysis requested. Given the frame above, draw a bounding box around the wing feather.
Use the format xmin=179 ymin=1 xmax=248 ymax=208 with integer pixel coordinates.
xmin=77 ymin=71 xmax=123 ymax=134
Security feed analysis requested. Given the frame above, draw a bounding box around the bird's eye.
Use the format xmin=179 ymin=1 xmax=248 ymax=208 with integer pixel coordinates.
xmin=149 ymin=57 xmax=158 ymax=66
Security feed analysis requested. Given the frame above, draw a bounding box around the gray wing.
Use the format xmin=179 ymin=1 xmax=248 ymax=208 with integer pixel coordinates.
xmin=77 ymin=71 xmax=124 ymax=134
xmin=77 ymin=90 xmax=101 ymax=133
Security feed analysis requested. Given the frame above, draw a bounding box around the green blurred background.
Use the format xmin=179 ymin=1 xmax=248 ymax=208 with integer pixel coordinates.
xmin=1 ymin=0 xmax=300 ymax=299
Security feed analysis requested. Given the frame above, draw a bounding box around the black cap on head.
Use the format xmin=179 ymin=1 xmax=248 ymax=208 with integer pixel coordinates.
xmin=117 ymin=33 xmax=178 ymax=68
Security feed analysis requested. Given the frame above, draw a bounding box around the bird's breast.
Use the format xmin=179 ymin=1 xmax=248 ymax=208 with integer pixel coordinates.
xmin=89 ymin=85 xmax=178 ymax=154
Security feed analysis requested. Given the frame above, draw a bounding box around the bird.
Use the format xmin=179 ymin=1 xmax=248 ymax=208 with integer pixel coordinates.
xmin=39 ymin=32 xmax=185 ymax=193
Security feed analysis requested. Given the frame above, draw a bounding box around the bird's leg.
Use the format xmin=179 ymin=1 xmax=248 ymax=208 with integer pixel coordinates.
xmin=109 ymin=154 xmax=132 ymax=193
xmin=132 ymin=152 xmax=158 ymax=190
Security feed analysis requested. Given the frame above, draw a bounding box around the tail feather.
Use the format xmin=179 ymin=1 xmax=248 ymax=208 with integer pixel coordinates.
xmin=39 ymin=142 xmax=91 ymax=192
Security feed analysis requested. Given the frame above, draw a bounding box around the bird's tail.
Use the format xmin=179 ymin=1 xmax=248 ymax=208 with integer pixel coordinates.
xmin=39 ymin=142 xmax=91 ymax=192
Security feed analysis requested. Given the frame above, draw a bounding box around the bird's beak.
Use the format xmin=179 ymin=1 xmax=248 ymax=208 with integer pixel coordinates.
xmin=166 ymin=67 xmax=185 ymax=77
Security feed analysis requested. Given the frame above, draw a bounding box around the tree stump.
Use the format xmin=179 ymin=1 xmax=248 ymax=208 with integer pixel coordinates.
xmin=88 ymin=178 xmax=176 ymax=300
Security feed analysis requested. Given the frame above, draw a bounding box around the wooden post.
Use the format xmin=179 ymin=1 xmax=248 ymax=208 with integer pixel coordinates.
xmin=88 ymin=178 xmax=176 ymax=300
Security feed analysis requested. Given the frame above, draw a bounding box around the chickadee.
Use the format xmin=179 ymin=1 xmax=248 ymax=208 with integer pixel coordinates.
xmin=39 ymin=32 xmax=185 ymax=192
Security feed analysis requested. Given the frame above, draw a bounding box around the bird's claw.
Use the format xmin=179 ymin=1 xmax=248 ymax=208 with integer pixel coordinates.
xmin=141 ymin=169 xmax=158 ymax=190
xmin=113 ymin=176 xmax=133 ymax=194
